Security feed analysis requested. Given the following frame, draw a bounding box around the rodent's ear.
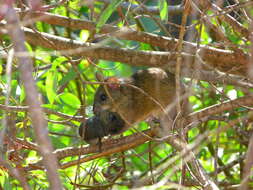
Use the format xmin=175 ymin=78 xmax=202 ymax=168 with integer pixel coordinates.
xmin=95 ymin=71 xmax=104 ymax=82
xmin=106 ymin=77 xmax=120 ymax=89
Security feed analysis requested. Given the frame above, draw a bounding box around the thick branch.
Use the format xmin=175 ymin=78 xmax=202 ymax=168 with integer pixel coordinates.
xmin=9 ymin=12 xmax=250 ymax=76
xmin=5 ymin=6 xmax=62 ymax=190
xmin=186 ymin=95 xmax=253 ymax=125
xmin=0 ymin=24 xmax=248 ymax=77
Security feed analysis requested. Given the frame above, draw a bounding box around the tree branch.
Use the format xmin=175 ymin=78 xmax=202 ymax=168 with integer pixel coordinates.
xmin=2 ymin=11 xmax=249 ymax=77
xmin=186 ymin=95 xmax=253 ymax=126
xmin=4 ymin=5 xmax=62 ymax=190
xmin=0 ymin=22 xmax=249 ymax=77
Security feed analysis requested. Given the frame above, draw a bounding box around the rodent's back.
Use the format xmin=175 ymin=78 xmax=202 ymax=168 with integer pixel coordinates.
xmin=93 ymin=68 xmax=176 ymax=124
xmin=132 ymin=68 xmax=176 ymax=119
xmin=133 ymin=68 xmax=175 ymax=105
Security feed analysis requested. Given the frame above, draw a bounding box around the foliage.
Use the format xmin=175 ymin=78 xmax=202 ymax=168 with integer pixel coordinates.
xmin=0 ymin=0 xmax=253 ymax=189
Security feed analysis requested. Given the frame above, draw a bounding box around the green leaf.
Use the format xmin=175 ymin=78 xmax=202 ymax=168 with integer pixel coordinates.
xmin=96 ymin=0 xmax=124 ymax=32
xmin=0 ymin=60 xmax=2 ymax=74
xmin=46 ymin=69 xmax=58 ymax=104
xmin=10 ymin=80 xmax=18 ymax=98
xmin=59 ymin=68 xmax=77 ymax=87
xmin=80 ymin=30 xmax=90 ymax=42
xmin=3 ymin=175 xmax=12 ymax=190
xmin=53 ymin=6 xmax=67 ymax=17
xmin=20 ymin=85 xmax=26 ymax=103
xmin=158 ymin=0 xmax=168 ymax=21
xmin=51 ymin=57 xmax=67 ymax=70
xmin=57 ymin=92 xmax=80 ymax=110
xmin=69 ymin=0 xmax=78 ymax=10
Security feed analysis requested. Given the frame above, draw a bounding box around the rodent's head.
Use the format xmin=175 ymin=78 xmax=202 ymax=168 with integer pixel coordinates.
xmin=79 ymin=110 xmax=126 ymax=144
xmin=93 ymin=77 xmax=123 ymax=114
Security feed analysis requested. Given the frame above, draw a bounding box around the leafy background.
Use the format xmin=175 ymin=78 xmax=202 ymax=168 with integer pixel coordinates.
xmin=0 ymin=0 xmax=252 ymax=189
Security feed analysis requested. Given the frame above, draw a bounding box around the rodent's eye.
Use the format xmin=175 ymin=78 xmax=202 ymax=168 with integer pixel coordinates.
xmin=109 ymin=113 xmax=117 ymax=122
xmin=100 ymin=94 xmax=107 ymax=101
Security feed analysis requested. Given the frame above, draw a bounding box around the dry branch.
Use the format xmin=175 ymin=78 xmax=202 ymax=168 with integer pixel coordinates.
xmin=0 ymin=22 xmax=249 ymax=77
xmin=4 ymin=6 xmax=62 ymax=190
xmin=1 ymin=11 xmax=251 ymax=77
xmin=26 ymin=128 xmax=219 ymax=189
xmin=0 ymin=104 xmax=83 ymax=121
xmin=186 ymin=95 xmax=253 ymax=126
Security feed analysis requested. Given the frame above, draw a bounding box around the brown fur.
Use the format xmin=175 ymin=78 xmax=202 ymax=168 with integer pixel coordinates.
xmin=93 ymin=68 xmax=177 ymax=128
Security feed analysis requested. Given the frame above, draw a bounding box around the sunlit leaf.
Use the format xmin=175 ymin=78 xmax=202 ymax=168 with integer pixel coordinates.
xmin=57 ymin=92 xmax=80 ymax=109
xmin=20 ymin=85 xmax=26 ymax=103
xmin=80 ymin=30 xmax=90 ymax=42
xmin=158 ymin=0 xmax=168 ymax=21
xmin=96 ymin=0 xmax=124 ymax=32
xmin=46 ymin=69 xmax=58 ymax=104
